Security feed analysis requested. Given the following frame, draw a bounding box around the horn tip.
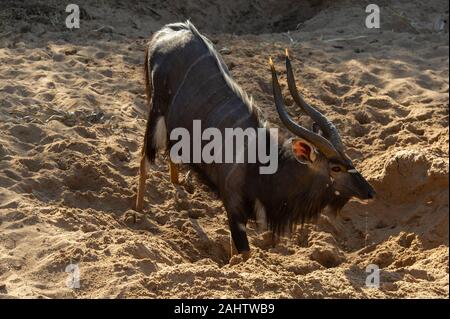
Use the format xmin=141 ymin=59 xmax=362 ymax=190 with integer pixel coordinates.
xmin=269 ymin=56 xmax=275 ymax=69
xmin=285 ymin=48 xmax=289 ymax=58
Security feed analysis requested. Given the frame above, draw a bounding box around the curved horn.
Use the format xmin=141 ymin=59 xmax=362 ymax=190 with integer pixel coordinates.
xmin=285 ymin=49 xmax=345 ymax=153
xmin=269 ymin=57 xmax=340 ymax=159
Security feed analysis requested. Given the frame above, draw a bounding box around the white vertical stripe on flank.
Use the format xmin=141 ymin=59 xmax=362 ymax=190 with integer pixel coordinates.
xmin=171 ymin=53 xmax=211 ymax=105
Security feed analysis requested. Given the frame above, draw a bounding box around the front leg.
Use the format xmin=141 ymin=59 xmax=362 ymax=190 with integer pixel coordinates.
xmin=222 ymin=176 xmax=250 ymax=262
xmin=227 ymin=211 xmax=250 ymax=260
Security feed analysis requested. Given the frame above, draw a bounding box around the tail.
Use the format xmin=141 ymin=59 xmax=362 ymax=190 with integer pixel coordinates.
xmin=144 ymin=45 xmax=151 ymax=107
xmin=143 ymin=45 xmax=158 ymax=163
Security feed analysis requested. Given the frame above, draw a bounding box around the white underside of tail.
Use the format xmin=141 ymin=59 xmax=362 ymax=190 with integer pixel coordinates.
xmin=154 ymin=116 xmax=167 ymax=152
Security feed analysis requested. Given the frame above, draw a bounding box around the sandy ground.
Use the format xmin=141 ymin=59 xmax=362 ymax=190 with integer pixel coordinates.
xmin=0 ymin=0 xmax=448 ymax=298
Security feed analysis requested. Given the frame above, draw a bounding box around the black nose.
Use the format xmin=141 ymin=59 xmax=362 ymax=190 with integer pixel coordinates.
xmin=367 ymin=189 xmax=376 ymax=199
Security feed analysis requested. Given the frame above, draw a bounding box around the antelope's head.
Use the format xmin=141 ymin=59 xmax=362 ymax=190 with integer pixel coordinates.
xmin=269 ymin=50 xmax=375 ymax=212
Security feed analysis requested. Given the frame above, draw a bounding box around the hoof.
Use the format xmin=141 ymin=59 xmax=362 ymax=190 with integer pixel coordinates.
xmin=229 ymin=251 xmax=251 ymax=266
xmin=123 ymin=210 xmax=143 ymax=225
xmin=241 ymin=251 xmax=251 ymax=261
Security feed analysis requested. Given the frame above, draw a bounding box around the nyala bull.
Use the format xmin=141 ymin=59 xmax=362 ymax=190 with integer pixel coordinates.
xmin=135 ymin=21 xmax=375 ymax=260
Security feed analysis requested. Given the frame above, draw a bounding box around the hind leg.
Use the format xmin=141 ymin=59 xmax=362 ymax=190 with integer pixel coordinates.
xmin=135 ymin=138 xmax=148 ymax=212
xmin=135 ymin=108 xmax=155 ymax=213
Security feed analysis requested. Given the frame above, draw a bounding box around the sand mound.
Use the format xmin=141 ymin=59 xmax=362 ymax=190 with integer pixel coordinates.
xmin=0 ymin=0 xmax=448 ymax=298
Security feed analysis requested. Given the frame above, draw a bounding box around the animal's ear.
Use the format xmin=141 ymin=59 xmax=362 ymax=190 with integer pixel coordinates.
xmin=291 ymin=138 xmax=317 ymax=163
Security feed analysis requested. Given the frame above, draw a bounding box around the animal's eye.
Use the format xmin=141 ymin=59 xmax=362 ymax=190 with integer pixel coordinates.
xmin=331 ymin=166 xmax=341 ymax=172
